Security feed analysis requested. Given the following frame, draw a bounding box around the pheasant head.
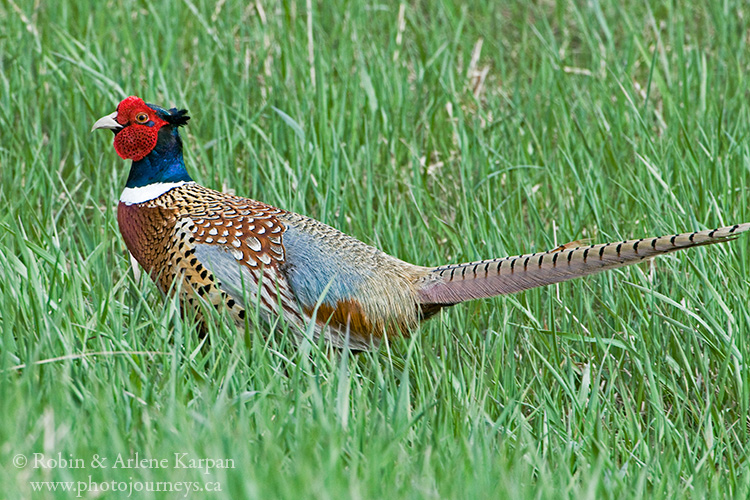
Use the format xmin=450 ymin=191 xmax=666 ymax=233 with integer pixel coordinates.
xmin=93 ymin=96 xmax=193 ymax=192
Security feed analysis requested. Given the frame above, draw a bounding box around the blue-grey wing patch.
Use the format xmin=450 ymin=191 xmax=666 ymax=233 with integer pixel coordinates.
xmin=279 ymin=218 xmax=372 ymax=310
xmin=192 ymin=244 xmax=259 ymax=307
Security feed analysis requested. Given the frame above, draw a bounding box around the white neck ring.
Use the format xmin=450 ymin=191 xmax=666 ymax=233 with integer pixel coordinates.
xmin=119 ymin=181 xmax=193 ymax=205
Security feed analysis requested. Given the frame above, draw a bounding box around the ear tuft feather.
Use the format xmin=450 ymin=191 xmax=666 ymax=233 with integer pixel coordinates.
xmin=164 ymin=108 xmax=190 ymax=127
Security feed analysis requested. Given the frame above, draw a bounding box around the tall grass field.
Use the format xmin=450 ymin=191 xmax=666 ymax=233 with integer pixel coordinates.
xmin=2 ymin=1 xmax=750 ymax=498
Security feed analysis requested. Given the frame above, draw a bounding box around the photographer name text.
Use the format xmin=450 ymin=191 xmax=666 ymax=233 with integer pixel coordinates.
xmin=30 ymin=453 xmax=234 ymax=475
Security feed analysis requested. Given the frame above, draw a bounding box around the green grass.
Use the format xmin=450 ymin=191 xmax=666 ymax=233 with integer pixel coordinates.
xmin=2 ymin=0 xmax=750 ymax=498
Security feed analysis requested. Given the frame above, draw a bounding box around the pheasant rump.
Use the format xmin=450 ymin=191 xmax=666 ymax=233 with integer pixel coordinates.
xmin=93 ymin=96 xmax=749 ymax=351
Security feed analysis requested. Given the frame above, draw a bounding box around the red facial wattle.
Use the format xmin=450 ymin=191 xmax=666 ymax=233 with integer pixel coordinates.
xmin=113 ymin=125 xmax=159 ymax=161
xmin=112 ymin=96 xmax=168 ymax=161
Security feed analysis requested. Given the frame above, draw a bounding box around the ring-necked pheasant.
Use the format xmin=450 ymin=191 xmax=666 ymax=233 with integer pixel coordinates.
xmin=93 ymin=96 xmax=749 ymax=350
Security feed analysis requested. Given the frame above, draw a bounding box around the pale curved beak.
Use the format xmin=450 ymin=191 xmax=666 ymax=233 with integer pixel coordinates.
xmin=91 ymin=111 xmax=123 ymax=132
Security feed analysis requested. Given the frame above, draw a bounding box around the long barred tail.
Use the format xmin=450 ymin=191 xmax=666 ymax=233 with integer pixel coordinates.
xmin=417 ymin=223 xmax=750 ymax=305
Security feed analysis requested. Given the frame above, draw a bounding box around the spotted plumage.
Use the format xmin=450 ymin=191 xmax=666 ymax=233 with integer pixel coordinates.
xmin=94 ymin=96 xmax=750 ymax=351
xmin=114 ymin=177 xmax=421 ymax=349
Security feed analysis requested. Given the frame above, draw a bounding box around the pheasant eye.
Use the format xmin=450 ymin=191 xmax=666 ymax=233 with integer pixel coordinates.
xmin=134 ymin=112 xmax=149 ymax=124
